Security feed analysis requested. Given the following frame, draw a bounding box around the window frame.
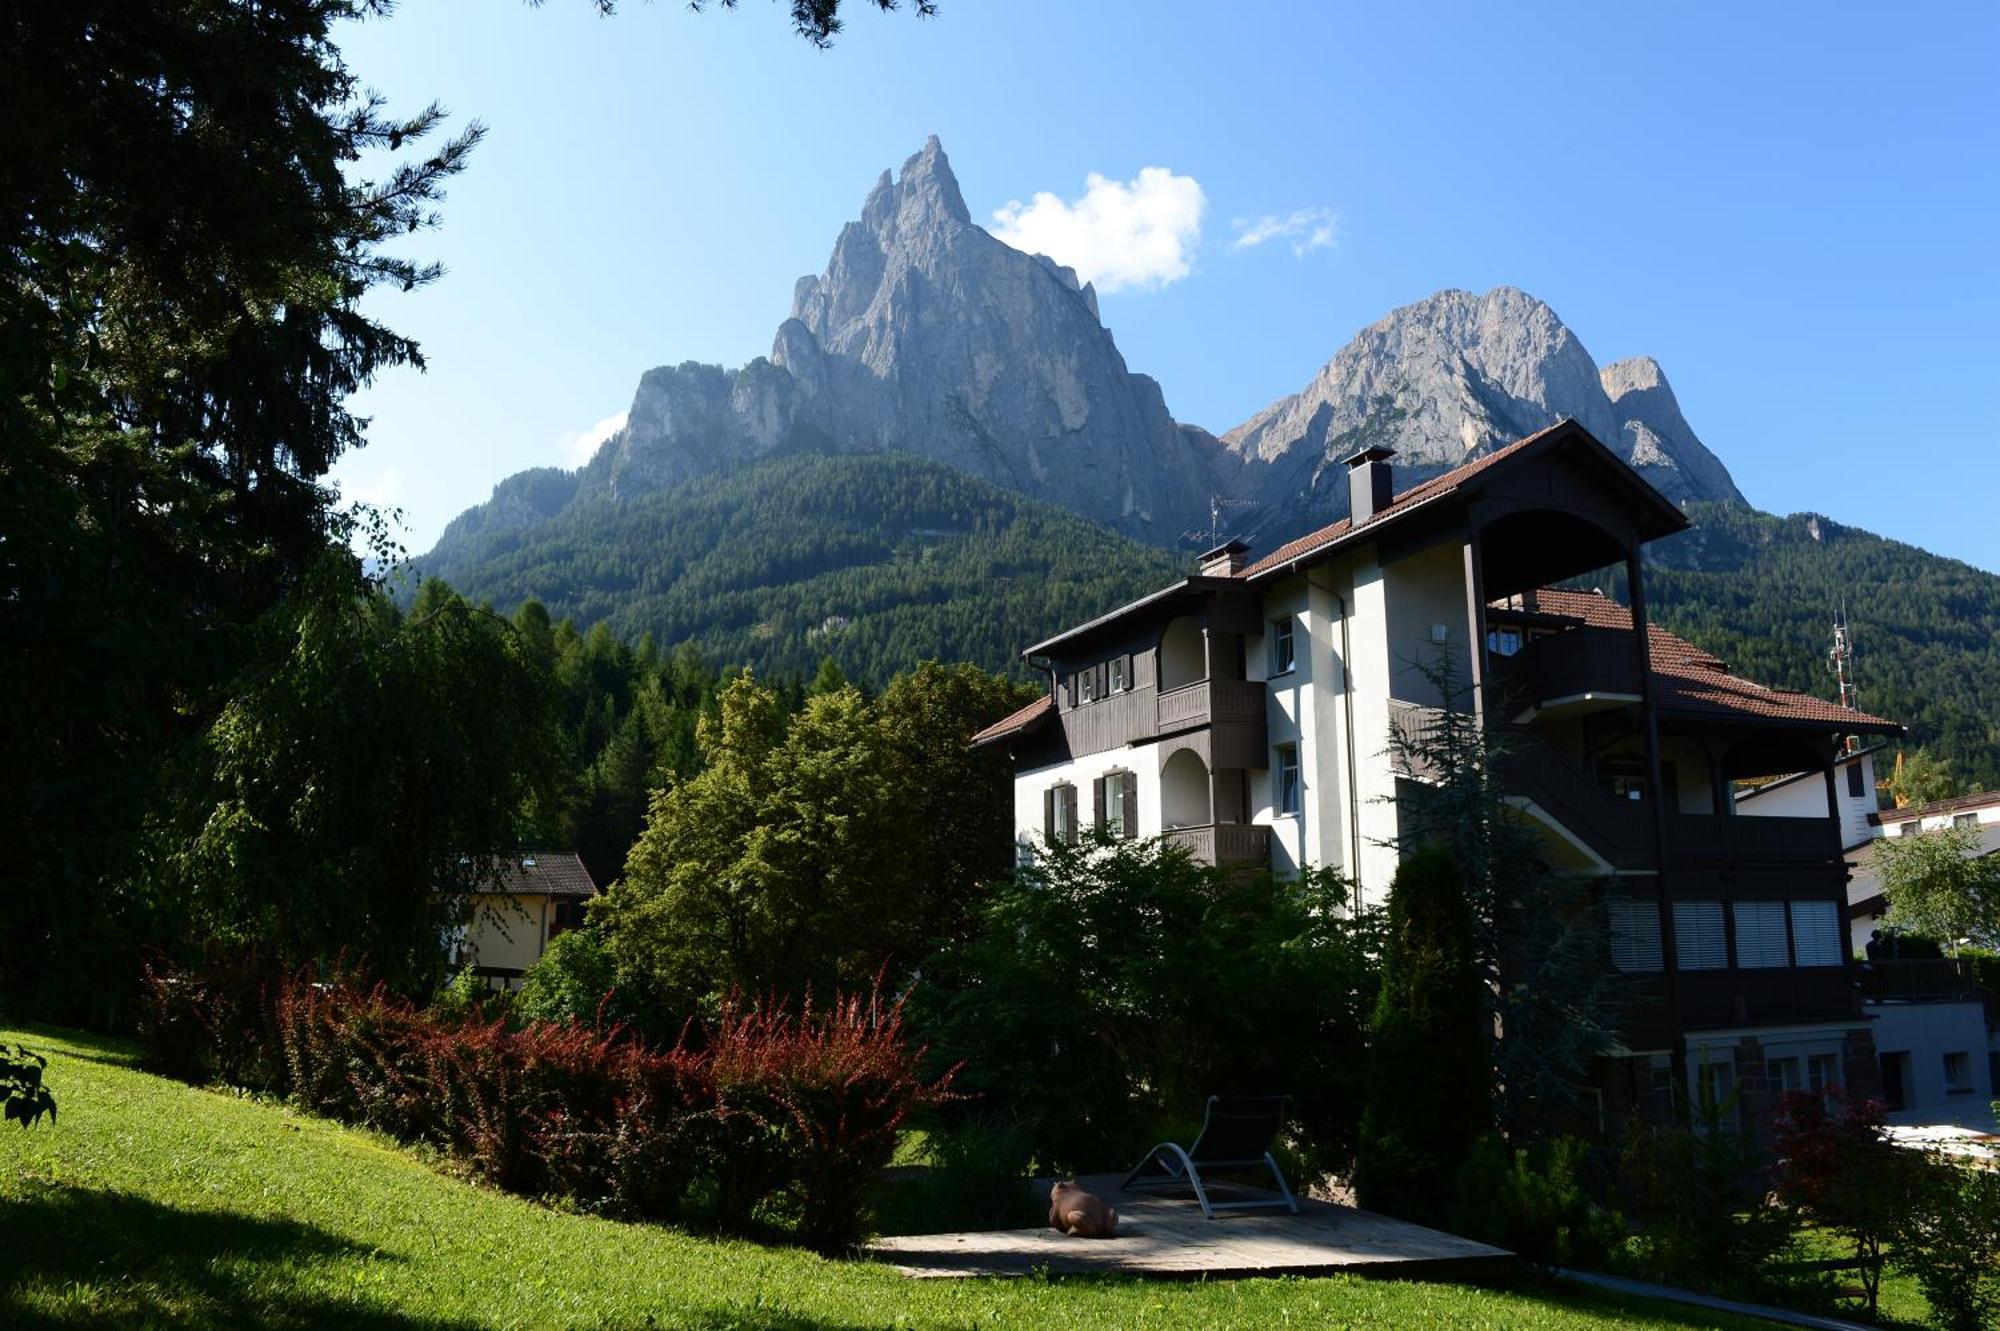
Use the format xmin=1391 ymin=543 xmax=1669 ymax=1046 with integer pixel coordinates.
xmin=1732 ymin=901 xmax=1791 ymax=970
xmin=1608 ymin=898 xmax=1665 ymax=973
xmin=1108 ymin=656 xmax=1129 ymax=694
xmin=1943 ymin=1051 xmax=1973 ymax=1094
xmin=1275 ymin=742 xmax=1301 ymax=816
xmin=1271 ymin=616 xmax=1297 ymax=676
xmin=1789 ymin=900 xmax=1844 ymax=967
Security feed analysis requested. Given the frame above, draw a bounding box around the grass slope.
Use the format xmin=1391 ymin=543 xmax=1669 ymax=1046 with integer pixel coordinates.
xmin=0 ymin=1025 xmax=1762 ymax=1330
xmin=413 ymin=452 xmax=1190 ymax=688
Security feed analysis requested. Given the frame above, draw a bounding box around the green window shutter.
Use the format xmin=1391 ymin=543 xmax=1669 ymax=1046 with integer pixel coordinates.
xmin=1093 ymin=776 xmax=1107 ymax=828
xmin=1044 ymin=787 xmax=1056 ymax=841
xmin=1121 ymin=771 xmax=1138 ymax=838
xmin=1062 ymin=785 xmax=1079 ymax=843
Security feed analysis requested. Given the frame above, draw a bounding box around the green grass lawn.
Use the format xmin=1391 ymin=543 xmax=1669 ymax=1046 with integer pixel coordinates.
xmin=0 ymin=1024 xmax=1769 ymax=1330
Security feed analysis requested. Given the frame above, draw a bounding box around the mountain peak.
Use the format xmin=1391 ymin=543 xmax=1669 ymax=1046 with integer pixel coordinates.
xmin=886 ymin=134 xmax=970 ymax=231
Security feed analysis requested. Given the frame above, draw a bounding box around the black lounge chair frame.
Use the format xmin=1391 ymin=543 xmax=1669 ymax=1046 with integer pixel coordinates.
xmin=1122 ymin=1094 xmax=1301 ymax=1219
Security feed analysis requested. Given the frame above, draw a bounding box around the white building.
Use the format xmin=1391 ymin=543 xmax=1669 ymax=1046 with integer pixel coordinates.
xmin=974 ymin=421 xmax=1907 ymax=1130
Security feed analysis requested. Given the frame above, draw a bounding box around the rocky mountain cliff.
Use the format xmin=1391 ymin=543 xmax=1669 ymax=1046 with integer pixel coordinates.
xmin=557 ymin=136 xmax=1219 ymax=541
xmin=1221 ymin=287 xmax=1742 ymax=536
xmin=429 ymin=142 xmax=1745 ymax=566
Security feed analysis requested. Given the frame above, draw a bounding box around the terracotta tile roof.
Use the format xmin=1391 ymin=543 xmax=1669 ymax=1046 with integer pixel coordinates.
xmin=969 ymin=693 xmax=1053 ymax=746
xmin=1238 ymin=423 xmax=1569 ymax=579
xmin=478 ymin=851 xmax=598 ymax=898
xmin=1516 ymin=587 xmax=1902 ymax=732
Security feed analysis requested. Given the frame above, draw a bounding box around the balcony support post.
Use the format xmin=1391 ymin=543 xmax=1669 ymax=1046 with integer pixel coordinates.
xmin=1462 ymin=525 xmax=1489 ymax=727
xmin=1627 ymin=547 xmax=1683 ymax=1047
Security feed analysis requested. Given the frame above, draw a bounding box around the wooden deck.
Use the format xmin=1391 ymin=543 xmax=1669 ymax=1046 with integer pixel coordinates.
xmin=868 ymin=1173 xmax=1514 ymax=1281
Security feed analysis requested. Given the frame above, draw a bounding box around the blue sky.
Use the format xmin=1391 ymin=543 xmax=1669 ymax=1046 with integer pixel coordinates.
xmin=331 ymin=0 xmax=1999 ymax=572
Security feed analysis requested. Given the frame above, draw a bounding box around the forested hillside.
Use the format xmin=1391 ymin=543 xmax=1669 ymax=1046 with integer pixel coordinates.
xmin=413 ymin=451 xmax=1190 ymax=686
xmin=1639 ymin=503 xmax=2000 ymax=790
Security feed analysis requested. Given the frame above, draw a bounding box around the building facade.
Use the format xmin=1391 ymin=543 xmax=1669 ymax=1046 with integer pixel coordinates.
xmin=973 ymin=421 xmax=1904 ymax=1130
xmin=450 ymin=851 xmax=598 ymax=990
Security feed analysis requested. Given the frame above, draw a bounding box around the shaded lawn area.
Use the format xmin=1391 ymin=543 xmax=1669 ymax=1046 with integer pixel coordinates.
xmin=0 ymin=1024 xmax=1770 ymax=1330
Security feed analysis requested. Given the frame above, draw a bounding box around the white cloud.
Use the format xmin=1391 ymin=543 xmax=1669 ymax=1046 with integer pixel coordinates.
xmin=343 ymin=466 xmax=405 ymax=509
xmin=990 ymin=166 xmax=1207 ymax=294
xmin=559 ymin=410 xmax=628 ymax=467
xmin=1230 ymin=207 xmax=1339 ymax=257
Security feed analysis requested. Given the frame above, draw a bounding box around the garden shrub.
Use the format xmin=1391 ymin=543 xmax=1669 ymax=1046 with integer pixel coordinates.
xmin=0 ymin=1044 xmax=56 ymax=1127
xmin=1448 ymin=1132 xmax=1621 ymax=1268
xmin=1613 ymin=1100 xmax=1803 ymax=1299
xmin=144 ymin=957 xmax=950 ymax=1249
xmin=137 ymin=946 xmax=288 ymax=1089
xmin=1354 ymin=845 xmax=1490 ymax=1226
xmin=917 ymin=832 xmax=1375 ymax=1176
xmin=870 ymin=1116 xmax=1042 ymax=1236
xmin=513 ymin=927 xmax=618 ymax=1027
xmin=1894 ymin=1152 xmax=2000 ymax=1331
xmin=1770 ymin=1088 xmax=1913 ymax=1318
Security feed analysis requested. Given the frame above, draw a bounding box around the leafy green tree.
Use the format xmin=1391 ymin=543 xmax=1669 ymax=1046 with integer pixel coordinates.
xmin=1 ymin=0 xmax=477 ymax=1019
xmin=1878 ymin=822 xmax=2000 ymax=952
xmin=918 ymin=833 xmax=1377 ymax=1176
xmin=1888 ymin=747 xmax=1960 ymax=809
xmin=1354 ymin=844 xmax=1491 ymax=1224
xmin=1894 ymin=1155 xmax=2000 ymax=1331
xmin=169 ymin=573 xmax=560 ymax=992
xmin=515 ymin=928 xmax=621 ymax=1027
xmin=873 ymin=662 xmax=1038 ymax=955
xmin=808 ymin=655 xmax=850 ymax=697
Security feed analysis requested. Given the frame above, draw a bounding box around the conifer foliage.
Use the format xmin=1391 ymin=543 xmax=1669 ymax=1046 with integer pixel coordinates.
xmin=1354 ymin=844 xmax=1491 ymax=1225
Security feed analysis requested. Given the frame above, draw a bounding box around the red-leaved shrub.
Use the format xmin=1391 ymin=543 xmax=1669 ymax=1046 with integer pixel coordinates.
xmin=142 ymin=958 xmax=954 ymax=1248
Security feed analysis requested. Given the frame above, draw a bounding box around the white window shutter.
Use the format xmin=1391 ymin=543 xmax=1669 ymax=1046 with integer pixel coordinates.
xmin=1673 ymin=901 xmax=1727 ymax=970
xmin=1608 ymin=899 xmax=1664 ymax=973
xmin=1789 ymin=901 xmax=1843 ymax=967
xmin=1732 ymin=902 xmax=1790 ymax=969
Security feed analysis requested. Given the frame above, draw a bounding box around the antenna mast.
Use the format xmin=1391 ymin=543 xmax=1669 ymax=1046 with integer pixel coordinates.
xmin=1829 ymin=601 xmax=1859 ymax=755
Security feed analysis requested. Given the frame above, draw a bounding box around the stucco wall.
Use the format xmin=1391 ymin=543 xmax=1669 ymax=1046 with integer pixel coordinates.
xmin=461 ymin=893 xmax=550 ymax=977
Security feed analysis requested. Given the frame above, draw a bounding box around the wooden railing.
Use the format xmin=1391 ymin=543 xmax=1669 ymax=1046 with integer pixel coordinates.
xmin=1491 ymin=627 xmax=1642 ymax=709
xmin=1858 ymin=958 xmax=1985 ymax=1002
xmin=1156 ymin=678 xmax=1265 ymax=734
xmin=1668 ymin=812 xmax=1838 ymax=864
xmin=1161 ymin=822 xmax=1271 ymax=868
xmin=1495 ymin=728 xmax=1654 ymax=869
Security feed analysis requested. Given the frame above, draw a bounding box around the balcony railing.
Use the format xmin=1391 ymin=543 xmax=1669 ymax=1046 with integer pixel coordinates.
xmin=1667 ymin=812 xmax=1838 ymax=864
xmin=1161 ymin=822 xmax=1271 ymax=868
xmin=1858 ymin=958 xmax=1985 ymax=1003
xmin=1157 ymin=678 xmax=1265 ymax=735
xmin=1491 ymin=627 xmax=1642 ymax=712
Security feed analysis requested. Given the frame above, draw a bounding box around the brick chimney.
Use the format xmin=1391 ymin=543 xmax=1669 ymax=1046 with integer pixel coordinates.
xmin=1341 ymin=445 xmax=1396 ymax=524
xmin=1198 ymin=538 xmax=1250 ymax=577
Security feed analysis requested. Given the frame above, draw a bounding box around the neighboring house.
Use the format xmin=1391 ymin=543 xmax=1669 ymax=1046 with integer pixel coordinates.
xmin=449 ymin=852 xmax=598 ymax=991
xmin=972 ymin=420 xmax=1904 ymax=1132
xmin=1841 ymin=790 xmax=2000 ymax=1127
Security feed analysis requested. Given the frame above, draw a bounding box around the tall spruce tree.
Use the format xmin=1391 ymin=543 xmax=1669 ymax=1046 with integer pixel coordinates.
xmin=1354 ymin=844 xmax=1491 ymax=1224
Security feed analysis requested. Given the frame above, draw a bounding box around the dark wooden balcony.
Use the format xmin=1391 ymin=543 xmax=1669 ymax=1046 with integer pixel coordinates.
xmin=1156 ymin=678 xmax=1265 ymax=734
xmin=1161 ymin=822 xmax=1271 ymax=868
xmin=1858 ymin=958 xmax=1985 ymax=1003
xmin=1490 ymin=627 xmax=1641 ymax=719
xmin=1665 ymin=813 xmax=1839 ymax=865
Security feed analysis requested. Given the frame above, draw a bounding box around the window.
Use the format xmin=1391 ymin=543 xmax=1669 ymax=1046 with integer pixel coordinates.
xmin=1697 ymin=1058 xmax=1736 ymax=1114
xmin=1109 ymin=656 xmax=1129 ymax=693
xmin=1789 ymin=900 xmax=1843 ymax=967
xmin=1077 ymin=670 xmax=1096 ymax=703
xmin=1897 ymin=821 xmax=1917 ymax=837
xmin=1733 ymin=901 xmax=1790 ymax=969
xmin=1096 ymin=770 xmax=1136 ymax=839
xmin=1608 ymin=899 xmax=1664 ymax=973
xmin=1953 ymin=812 xmax=1978 ymax=830
xmin=1045 ymin=783 xmax=1078 ymax=845
xmin=1271 ymin=617 xmax=1296 ymax=675
xmin=1847 ymin=763 xmax=1865 ymax=799
xmin=1600 ymin=755 xmax=1649 ymax=803
xmin=1487 ymin=625 xmax=1523 ymax=658
xmin=1673 ymin=901 xmax=1727 ymax=970
xmin=1275 ymin=743 xmax=1301 ymax=816
xmin=1768 ymin=1057 xmax=1802 ymax=1095
xmin=1944 ymin=1052 xmax=1973 ymax=1094
xmin=1808 ymin=1054 xmax=1842 ymax=1094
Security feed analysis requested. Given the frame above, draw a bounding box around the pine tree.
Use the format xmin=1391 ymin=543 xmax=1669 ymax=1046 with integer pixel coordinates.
xmin=1354 ymin=844 xmax=1491 ymax=1225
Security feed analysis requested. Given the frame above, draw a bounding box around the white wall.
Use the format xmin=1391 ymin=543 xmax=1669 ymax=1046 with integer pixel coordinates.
xmin=1013 ymin=746 xmax=1165 ymax=859
xmin=1878 ymin=798 xmax=2000 ymax=837
xmin=1738 ymin=750 xmax=1879 ymax=847
xmin=1867 ymin=998 xmax=1997 ymax=1120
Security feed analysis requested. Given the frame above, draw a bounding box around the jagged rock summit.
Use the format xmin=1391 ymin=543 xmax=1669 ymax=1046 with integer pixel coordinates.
xmin=567 ymin=136 xmax=1217 ymax=538
xmin=1221 ymin=287 xmax=1743 ymax=532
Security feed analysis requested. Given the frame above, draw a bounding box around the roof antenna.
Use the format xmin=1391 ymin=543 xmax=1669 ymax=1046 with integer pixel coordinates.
xmin=1189 ymin=494 xmax=1259 ymax=549
xmin=1829 ymin=599 xmax=1858 ymax=755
